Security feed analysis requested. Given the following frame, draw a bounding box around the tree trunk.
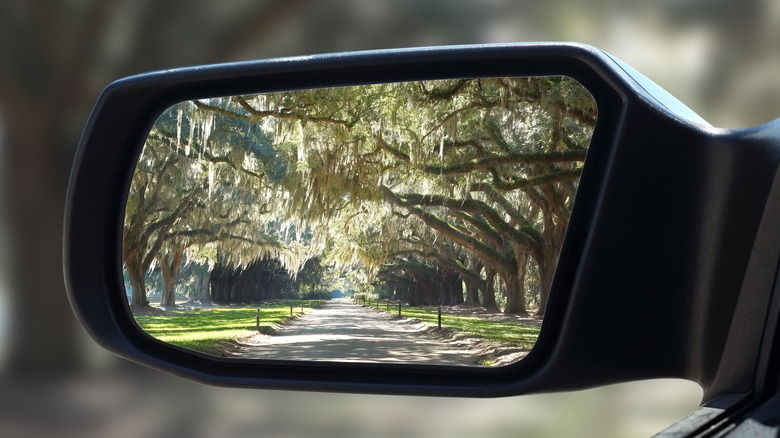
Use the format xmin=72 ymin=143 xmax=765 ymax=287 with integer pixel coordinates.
xmin=126 ymin=256 xmax=149 ymax=308
xmin=536 ymin=250 xmax=557 ymax=316
xmin=503 ymin=252 xmax=528 ymax=315
xmin=536 ymin=228 xmax=564 ymax=316
xmin=195 ymin=273 xmax=211 ymax=301
xmin=502 ymin=272 xmax=527 ymax=315
xmin=236 ymin=267 xmax=254 ymax=304
xmin=481 ymin=267 xmax=499 ymax=311
xmin=159 ymin=247 xmax=185 ymax=307
xmin=160 ymin=269 xmax=175 ymax=307
xmin=464 ymin=280 xmax=481 ymax=306
xmin=447 ymin=271 xmax=464 ymax=305
xmin=209 ymin=267 xmax=230 ymax=303
xmin=463 ymin=259 xmax=483 ymax=305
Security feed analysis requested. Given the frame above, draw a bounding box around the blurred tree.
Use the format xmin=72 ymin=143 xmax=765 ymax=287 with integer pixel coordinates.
xmin=0 ymin=0 xmax=315 ymax=373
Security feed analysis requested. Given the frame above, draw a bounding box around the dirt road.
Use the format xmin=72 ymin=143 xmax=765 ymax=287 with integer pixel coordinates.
xmin=238 ymin=298 xmax=477 ymax=365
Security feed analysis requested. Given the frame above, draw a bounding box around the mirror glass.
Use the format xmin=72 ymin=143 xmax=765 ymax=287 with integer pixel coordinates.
xmin=124 ymin=76 xmax=597 ymax=366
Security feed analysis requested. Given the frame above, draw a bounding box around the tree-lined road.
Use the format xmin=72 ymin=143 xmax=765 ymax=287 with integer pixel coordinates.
xmin=126 ymin=77 xmax=595 ymax=316
xmin=239 ymin=299 xmax=477 ymax=365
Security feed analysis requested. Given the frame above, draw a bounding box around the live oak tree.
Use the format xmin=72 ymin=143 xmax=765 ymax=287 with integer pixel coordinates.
xmin=124 ymin=101 xmax=298 ymax=307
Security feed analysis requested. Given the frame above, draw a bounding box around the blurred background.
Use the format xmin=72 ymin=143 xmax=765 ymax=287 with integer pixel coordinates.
xmin=1 ymin=1 xmax=778 ymax=437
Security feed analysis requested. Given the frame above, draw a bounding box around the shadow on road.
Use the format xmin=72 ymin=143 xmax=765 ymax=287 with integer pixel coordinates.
xmin=238 ymin=298 xmax=477 ymax=365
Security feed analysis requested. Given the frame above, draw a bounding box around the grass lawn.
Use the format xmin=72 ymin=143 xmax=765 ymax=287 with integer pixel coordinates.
xmin=395 ymin=306 xmax=541 ymax=351
xmin=133 ymin=302 xmax=314 ymax=353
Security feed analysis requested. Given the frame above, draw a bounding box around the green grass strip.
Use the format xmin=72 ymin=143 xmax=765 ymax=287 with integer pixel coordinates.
xmin=399 ymin=306 xmax=541 ymax=350
xmin=134 ymin=302 xmax=313 ymax=353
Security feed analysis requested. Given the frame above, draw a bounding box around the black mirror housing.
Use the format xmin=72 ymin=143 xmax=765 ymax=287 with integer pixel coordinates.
xmin=64 ymin=43 xmax=780 ymax=399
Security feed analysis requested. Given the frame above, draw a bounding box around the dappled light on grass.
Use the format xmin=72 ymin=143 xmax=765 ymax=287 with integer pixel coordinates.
xmin=134 ymin=304 xmax=312 ymax=353
xmin=399 ymin=306 xmax=541 ymax=350
xmin=134 ymin=299 xmax=542 ymax=365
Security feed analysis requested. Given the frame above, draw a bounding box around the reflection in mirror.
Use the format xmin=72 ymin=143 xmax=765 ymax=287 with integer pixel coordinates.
xmin=124 ymin=77 xmax=596 ymax=366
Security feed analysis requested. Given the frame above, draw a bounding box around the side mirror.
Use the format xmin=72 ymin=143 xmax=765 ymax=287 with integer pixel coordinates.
xmin=65 ymin=43 xmax=780 ymax=401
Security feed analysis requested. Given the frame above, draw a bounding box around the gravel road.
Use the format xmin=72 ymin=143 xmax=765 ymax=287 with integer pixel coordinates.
xmin=238 ymin=298 xmax=477 ymax=365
